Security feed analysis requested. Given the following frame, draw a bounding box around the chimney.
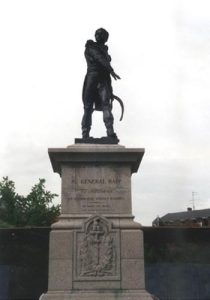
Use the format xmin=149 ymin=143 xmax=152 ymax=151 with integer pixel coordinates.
xmin=187 ymin=207 xmax=192 ymax=211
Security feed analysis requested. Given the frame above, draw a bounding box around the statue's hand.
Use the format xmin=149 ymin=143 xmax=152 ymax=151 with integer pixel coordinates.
xmin=111 ymin=71 xmax=121 ymax=80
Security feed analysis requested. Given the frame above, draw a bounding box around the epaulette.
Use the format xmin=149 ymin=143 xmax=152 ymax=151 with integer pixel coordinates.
xmin=85 ymin=40 xmax=95 ymax=47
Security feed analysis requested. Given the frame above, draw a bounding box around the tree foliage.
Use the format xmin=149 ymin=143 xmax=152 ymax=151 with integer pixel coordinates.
xmin=0 ymin=177 xmax=60 ymax=227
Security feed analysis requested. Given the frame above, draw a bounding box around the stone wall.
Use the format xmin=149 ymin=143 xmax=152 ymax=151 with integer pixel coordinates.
xmin=1 ymin=227 xmax=210 ymax=300
xmin=0 ymin=228 xmax=50 ymax=300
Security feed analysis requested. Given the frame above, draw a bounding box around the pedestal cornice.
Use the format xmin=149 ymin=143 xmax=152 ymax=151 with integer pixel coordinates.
xmin=48 ymin=145 xmax=145 ymax=175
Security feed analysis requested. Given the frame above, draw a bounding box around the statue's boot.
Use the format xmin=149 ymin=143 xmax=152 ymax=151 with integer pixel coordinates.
xmin=82 ymin=128 xmax=90 ymax=139
xmin=81 ymin=107 xmax=92 ymax=139
xmin=103 ymin=108 xmax=118 ymax=139
xmin=106 ymin=126 xmax=118 ymax=139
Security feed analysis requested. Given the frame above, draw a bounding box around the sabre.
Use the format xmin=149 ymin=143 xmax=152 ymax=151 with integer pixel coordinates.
xmin=111 ymin=94 xmax=124 ymax=121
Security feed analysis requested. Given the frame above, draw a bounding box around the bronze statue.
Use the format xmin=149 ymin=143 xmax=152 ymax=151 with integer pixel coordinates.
xmin=81 ymin=28 xmax=123 ymax=140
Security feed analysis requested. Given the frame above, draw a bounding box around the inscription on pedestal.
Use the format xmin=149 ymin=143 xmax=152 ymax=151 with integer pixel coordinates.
xmin=62 ymin=165 xmax=131 ymax=214
xmin=74 ymin=215 xmax=120 ymax=281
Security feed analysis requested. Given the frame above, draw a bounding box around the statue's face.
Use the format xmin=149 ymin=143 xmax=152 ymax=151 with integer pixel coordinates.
xmin=95 ymin=30 xmax=108 ymax=44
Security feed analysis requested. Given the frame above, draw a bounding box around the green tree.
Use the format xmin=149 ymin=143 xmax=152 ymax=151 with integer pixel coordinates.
xmin=0 ymin=177 xmax=19 ymax=225
xmin=24 ymin=178 xmax=60 ymax=226
xmin=0 ymin=177 xmax=60 ymax=227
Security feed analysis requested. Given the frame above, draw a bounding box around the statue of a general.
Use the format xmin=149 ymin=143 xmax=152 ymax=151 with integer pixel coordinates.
xmin=81 ymin=28 xmax=122 ymax=140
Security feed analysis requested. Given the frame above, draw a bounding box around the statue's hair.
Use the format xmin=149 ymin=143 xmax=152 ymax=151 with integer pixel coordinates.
xmin=95 ymin=28 xmax=109 ymax=41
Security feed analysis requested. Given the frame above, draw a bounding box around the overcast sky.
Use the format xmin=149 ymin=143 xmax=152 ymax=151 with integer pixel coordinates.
xmin=1 ymin=0 xmax=210 ymax=225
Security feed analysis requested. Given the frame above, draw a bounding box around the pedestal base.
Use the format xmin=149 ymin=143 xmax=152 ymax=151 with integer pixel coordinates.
xmin=40 ymin=290 xmax=154 ymax=300
xmin=41 ymin=145 xmax=154 ymax=300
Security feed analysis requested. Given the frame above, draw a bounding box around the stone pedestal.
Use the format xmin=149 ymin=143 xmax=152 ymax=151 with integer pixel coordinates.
xmin=40 ymin=144 xmax=153 ymax=300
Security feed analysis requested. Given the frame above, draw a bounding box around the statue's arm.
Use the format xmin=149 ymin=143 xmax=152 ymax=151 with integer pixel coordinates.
xmin=88 ymin=46 xmax=121 ymax=80
xmin=89 ymin=47 xmax=113 ymax=73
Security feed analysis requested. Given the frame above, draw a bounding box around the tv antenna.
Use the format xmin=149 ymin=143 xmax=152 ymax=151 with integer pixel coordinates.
xmin=190 ymin=191 xmax=197 ymax=210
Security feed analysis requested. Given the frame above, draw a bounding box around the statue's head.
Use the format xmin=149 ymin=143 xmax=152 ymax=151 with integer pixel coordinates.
xmin=95 ymin=28 xmax=109 ymax=44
